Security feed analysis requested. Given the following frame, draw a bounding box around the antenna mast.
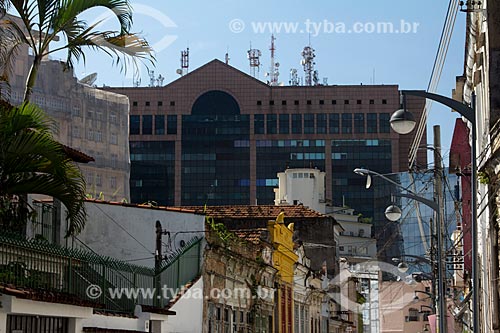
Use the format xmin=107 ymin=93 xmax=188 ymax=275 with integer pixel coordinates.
xmin=247 ymin=43 xmax=261 ymax=77
xmin=301 ymin=45 xmax=316 ymax=86
xmin=268 ymin=35 xmax=280 ymax=86
xmin=181 ymin=47 xmax=189 ymax=74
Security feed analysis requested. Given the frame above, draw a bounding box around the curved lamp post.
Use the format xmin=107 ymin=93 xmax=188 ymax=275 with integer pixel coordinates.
xmin=353 ymin=167 xmax=447 ymax=333
xmin=391 ymin=90 xmax=477 ymax=332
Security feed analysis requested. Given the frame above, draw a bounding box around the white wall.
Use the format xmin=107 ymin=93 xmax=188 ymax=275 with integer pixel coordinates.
xmin=164 ymin=278 xmax=204 ymax=333
xmin=64 ymin=201 xmax=205 ymax=267
xmin=274 ymin=168 xmax=326 ymax=213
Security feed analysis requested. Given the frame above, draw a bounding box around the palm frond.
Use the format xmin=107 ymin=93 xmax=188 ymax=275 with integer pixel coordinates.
xmin=0 ymin=102 xmax=87 ymax=236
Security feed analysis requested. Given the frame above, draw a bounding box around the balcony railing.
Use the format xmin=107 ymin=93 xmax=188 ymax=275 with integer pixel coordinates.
xmin=0 ymin=233 xmax=202 ymax=314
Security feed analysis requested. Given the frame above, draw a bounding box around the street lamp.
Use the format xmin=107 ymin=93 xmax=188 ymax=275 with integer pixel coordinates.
xmin=391 ymin=90 xmax=477 ymax=332
xmin=353 ymin=167 xmax=447 ymax=333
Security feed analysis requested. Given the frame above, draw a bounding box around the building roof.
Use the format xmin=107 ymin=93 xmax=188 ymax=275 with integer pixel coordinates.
xmin=62 ymin=144 xmax=95 ymax=163
xmin=233 ymin=228 xmax=268 ymax=244
xmin=181 ymin=205 xmax=326 ymax=219
xmin=84 ymin=199 xmax=201 ymax=214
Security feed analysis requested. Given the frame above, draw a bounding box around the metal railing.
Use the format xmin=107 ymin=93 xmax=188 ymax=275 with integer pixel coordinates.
xmin=0 ymin=233 xmax=202 ymax=313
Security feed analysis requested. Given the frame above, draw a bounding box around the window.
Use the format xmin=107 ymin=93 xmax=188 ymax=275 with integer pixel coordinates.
xmin=307 ymin=100 xmax=312 ymax=105
xmin=158 ymin=101 xmax=163 ymax=106
xmin=110 ymin=177 xmax=117 ymax=189
xmin=294 ymin=100 xmax=299 ymax=105
xmin=167 ymin=115 xmax=177 ymax=134
xmin=292 ymin=114 xmax=302 ymax=134
xmin=142 ymin=115 xmax=152 ymax=134
xmin=110 ymin=111 xmax=118 ymax=124
xmin=304 ymin=114 xmax=314 ymax=134
xmin=269 ymin=100 xmax=275 ymax=106
xmin=316 ymin=114 xmax=327 ymax=134
xmin=342 ymin=113 xmax=352 ymax=133
xmin=357 ymin=100 xmax=362 ymax=104
xmin=170 ymin=101 xmax=175 ymax=106
xmin=332 ymin=99 xmax=337 ymax=105
xmin=344 ymin=99 xmax=349 ymax=105
xmin=130 ymin=115 xmax=140 ymax=134
xmin=72 ymin=126 xmax=80 ymax=138
xmin=95 ymin=131 xmax=102 ymax=142
xmin=155 ymin=115 xmax=165 ymax=135
xmin=111 ymin=154 xmax=117 ymax=168
xmin=379 ymin=113 xmax=390 ymax=133
xmin=96 ymin=174 xmax=102 ymax=187
xmin=267 ymin=114 xmax=277 ymax=134
xmin=282 ymin=100 xmax=287 ymax=105
xmin=132 ymin=101 xmax=138 ymax=107
xmin=319 ymin=100 xmax=324 ymax=105
xmin=367 ymin=113 xmax=377 ymax=133
xmin=369 ymin=99 xmax=375 ymax=104
xmin=110 ymin=133 xmax=118 ymax=145
xmin=257 ymin=100 xmax=262 ymax=105
xmin=382 ymin=99 xmax=387 ymax=104
xmin=254 ymin=114 xmax=265 ymax=134
xmin=279 ymin=114 xmax=289 ymax=134
xmin=354 ymin=113 xmax=365 ymax=133
xmin=329 ymin=114 xmax=339 ymax=134
xmin=339 ymin=246 xmax=345 ymax=251
xmin=145 ymin=101 xmax=150 ymax=107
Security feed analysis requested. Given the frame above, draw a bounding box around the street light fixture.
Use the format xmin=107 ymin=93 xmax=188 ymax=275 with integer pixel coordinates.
xmin=384 ymin=204 xmax=402 ymax=222
xmin=391 ymin=89 xmax=477 ymax=332
xmin=353 ymin=167 xmax=447 ymax=333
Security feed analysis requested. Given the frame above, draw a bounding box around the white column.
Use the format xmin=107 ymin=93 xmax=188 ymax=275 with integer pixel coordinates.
xmin=68 ymin=318 xmax=83 ymax=333
xmin=0 ymin=312 xmax=7 ymax=333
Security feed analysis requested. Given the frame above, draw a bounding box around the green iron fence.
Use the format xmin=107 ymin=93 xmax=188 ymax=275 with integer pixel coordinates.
xmin=0 ymin=233 xmax=203 ymax=313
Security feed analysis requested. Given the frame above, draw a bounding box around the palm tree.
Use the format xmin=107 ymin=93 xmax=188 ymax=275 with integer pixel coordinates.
xmin=0 ymin=0 xmax=154 ymax=236
xmin=0 ymin=0 xmax=154 ymax=101
xmin=0 ymin=100 xmax=86 ymax=236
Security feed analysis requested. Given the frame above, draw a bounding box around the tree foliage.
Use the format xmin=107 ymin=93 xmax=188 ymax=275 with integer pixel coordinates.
xmin=0 ymin=100 xmax=86 ymax=236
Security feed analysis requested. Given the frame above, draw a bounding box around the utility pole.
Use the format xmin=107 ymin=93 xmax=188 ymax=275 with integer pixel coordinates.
xmin=155 ymin=220 xmax=169 ymax=306
xmin=433 ymin=125 xmax=447 ymax=333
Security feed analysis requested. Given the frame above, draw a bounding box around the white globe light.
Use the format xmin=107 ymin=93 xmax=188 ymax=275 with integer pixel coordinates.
xmin=398 ymin=262 xmax=409 ymax=273
xmin=385 ymin=204 xmax=402 ymax=221
xmin=390 ymin=109 xmax=416 ymax=134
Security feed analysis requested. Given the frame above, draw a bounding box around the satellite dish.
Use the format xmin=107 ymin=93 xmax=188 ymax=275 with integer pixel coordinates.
xmin=275 ymin=62 xmax=280 ymax=67
xmin=176 ymin=69 xmax=183 ymax=75
xmin=79 ymin=73 xmax=97 ymax=86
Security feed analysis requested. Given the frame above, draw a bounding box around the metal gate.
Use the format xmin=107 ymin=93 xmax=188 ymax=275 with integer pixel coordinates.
xmin=6 ymin=315 xmax=69 ymax=333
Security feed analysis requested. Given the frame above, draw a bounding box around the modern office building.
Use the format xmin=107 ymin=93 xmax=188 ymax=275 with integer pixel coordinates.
xmin=106 ymin=59 xmax=426 ymax=215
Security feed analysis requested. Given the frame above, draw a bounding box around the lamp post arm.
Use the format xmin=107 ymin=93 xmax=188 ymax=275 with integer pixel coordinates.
xmin=392 ymin=192 xmax=439 ymax=213
xmin=401 ymin=90 xmax=475 ymax=124
xmin=400 ymin=254 xmax=432 ymax=265
xmin=360 ymin=169 xmax=419 ymax=196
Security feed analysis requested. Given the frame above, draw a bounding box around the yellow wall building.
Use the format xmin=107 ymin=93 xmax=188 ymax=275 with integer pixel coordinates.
xmin=268 ymin=212 xmax=298 ymax=333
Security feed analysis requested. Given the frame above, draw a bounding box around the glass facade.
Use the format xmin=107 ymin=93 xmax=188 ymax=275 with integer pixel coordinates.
xmin=130 ymin=141 xmax=175 ymax=205
xmin=182 ymin=90 xmax=250 ymax=205
xmin=257 ymin=139 xmax=325 ymax=203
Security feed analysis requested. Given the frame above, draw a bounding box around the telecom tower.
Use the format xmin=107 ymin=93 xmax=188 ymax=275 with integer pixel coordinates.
xmin=247 ymin=44 xmax=261 ymax=77
xmin=289 ymin=69 xmax=300 ymax=86
xmin=267 ymin=35 xmax=280 ymax=86
xmin=301 ymin=45 xmax=316 ymax=86
xmin=176 ymin=47 xmax=190 ymax=76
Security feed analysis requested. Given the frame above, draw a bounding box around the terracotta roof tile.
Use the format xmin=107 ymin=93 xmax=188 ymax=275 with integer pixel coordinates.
xmin=233 ymin=228 xmax=268 ymax=244
xmin=85 ymin=199 xmax=200 ymax=214
xmin=179 ymin=205 xmax=325 ymax=219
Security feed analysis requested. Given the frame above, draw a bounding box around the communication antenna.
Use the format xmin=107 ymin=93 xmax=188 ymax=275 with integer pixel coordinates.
xmin=225 ymin=51 xmax=230 ymax=65
xmin=301 ymin=45 xmax=316 ymax=86
xmin=148 ymin=69 xmax=165 ymax=87
xmin=289 ymin=68 xmax=300 ymax=86
xmin=79 ymin=73 xmax=98 ymax=86
xmin=148 ymin=69 xmax=156 ymax=87
xmin=133 ymin=77 xmax=141 ymax=87
xmin=313 ymin=70 xmax=319 ymax=86
xmin=268 ymin=34 xmax=280 ymax=86
xmin=180 ymin=47 xmax=189 ymax=75
xmin=247 ymin=43 xmax=262 ymax=78
xmin=323 ymin=77 xmax=328 ymax=85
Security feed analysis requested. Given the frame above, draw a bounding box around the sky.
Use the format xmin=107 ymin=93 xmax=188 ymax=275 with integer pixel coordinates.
xmin=59 ymin=0 xmax=467 ymax=165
